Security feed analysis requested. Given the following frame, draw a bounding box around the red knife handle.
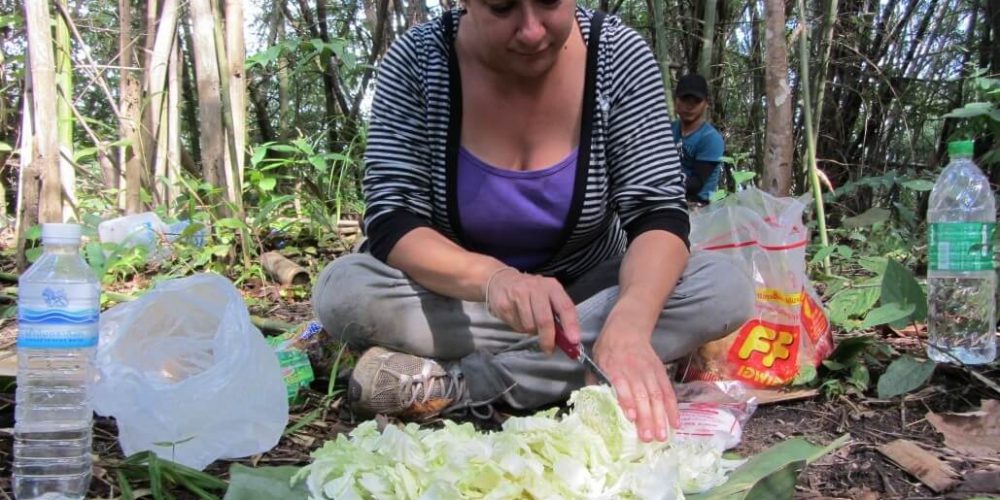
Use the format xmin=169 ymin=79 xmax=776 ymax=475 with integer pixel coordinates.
xmin=553 ymin=320 xmax=581 ymax=360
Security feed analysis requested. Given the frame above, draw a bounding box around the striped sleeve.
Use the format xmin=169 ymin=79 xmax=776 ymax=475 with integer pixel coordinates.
xmin=604 ymin=26 xmax=690 ymax=247
xmin=361 ymin=28 xmax=435 ymax=261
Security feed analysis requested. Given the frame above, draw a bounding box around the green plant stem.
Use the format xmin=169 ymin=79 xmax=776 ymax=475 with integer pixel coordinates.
xmin=797 ymin=0 xmax=831 ymax=273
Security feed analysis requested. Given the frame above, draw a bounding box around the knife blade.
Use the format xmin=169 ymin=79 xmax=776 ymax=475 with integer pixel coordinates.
xmin=553 ymin=315 xmax=614 ymax=386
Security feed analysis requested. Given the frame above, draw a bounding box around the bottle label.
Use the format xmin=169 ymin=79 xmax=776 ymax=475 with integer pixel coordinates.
xmin=18 ymin=283 xmax=100 ymax=348
xmin=929 ymin=222 xmax=996 ymax=271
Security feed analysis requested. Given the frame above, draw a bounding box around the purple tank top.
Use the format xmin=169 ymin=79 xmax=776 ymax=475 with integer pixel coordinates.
xmin=456 ymin=147 xmax=577 ymax=270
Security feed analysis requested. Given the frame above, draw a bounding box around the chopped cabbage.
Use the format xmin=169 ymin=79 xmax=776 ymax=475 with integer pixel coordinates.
xmin=294 ymin=385 xmax=742 ymax=499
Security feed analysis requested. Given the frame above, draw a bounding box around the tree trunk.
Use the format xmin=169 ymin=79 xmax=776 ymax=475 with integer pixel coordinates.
xmin=762 ymin=0 xmax=794 ymax=196
xmin=119 ymin=0 xmax=143 ymax=213
xmin=54 ymin=0 xmax=75 ymax=220
xmin=189 ymin=0 xmax=226 ymax=194
xmin=224 ymin=0 xmax=246 ymax=204
xmin=749 ymin=0 xmax=765 ymax=174
xmin=249 ymin=82 xmax=277 ymax=143
xmin=16 ymin=86 xmax=38 ymax=271
xmin=24 ymin=0 xmax=61 ymax=223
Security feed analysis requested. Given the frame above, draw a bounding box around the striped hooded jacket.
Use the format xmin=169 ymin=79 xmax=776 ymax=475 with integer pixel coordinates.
xmin=362 ymin=7 xmax=689 ymax=283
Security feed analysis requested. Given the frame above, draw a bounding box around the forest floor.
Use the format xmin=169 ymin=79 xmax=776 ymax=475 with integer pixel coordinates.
xmin=0 ymin=251 xmax=998 ymax=499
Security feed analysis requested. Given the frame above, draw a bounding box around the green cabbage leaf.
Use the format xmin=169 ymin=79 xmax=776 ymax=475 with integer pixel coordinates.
xmin=294 ymin=385 xmax=743 ymax=499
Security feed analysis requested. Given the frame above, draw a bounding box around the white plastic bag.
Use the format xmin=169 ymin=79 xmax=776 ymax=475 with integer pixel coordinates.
xmin=92 ymin=274 xmax=288 ymax=470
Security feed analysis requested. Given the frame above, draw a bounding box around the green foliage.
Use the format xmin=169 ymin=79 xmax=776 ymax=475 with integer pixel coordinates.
xmin=224 ymin=464 xmax=306 ymax=500
xmin=710 ymin=151 xmax=758 ymax=202
xmin=689 ymin=435 xmax=850 ymax=500
xmin=110 ymin=451 xmax=228 ymax=500
xmin=879 ymin=259 xmax=927 ymax=326
xmin=792 ymin=335 xmax=897 ymax=398
xmin=944 ymin=71 xmax=1000 ymax=166
xmin=877 ymin=355 xmax=935 ymax=399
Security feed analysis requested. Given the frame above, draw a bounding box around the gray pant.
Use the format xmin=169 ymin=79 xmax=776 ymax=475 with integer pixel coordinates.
xmin=312 ymin=252 xmax=754 ymax=410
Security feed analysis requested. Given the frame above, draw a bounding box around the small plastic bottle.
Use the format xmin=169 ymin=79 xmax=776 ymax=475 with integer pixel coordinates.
xmin=15 ymin=223 xmax=99 ymax=499
xmin=927 ymin=140 xmax=997 ymax=364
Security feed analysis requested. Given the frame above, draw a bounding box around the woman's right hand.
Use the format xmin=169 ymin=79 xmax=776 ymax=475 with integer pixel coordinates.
xmin=485 ymin=268 xmax=581 ymax=354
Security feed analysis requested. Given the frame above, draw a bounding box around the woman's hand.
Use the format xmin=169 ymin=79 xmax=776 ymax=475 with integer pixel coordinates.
xmin=592 ymin=315 xmax=679 ymax=443
xmin=485 ymin=268 xmax=581 ymax=353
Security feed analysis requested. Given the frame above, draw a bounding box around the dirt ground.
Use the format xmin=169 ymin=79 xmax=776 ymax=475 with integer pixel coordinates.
xmin=1 ymin=281 xmax=999 ymax=499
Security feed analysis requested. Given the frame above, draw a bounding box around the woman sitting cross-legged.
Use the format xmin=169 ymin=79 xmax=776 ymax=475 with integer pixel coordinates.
xmin=312 ymin=0 xmax=754 ymax=443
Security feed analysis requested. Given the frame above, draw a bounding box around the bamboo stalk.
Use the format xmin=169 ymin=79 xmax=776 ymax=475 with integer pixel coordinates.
xmin=225 ymin=0 xmax=247 ymax=196
xmin=55 ymin=0 xmax=75 ymax=221
xmin=188 ymin=0 xmax=226 ymax=201
xmin=167 ymin=34 xmax=181 ymax=208
xmin=698 ymin=0 xmax=718 ymax=80
xmin=797 ymin=0 xmax=830 ymax=273
xmin=211 ymin=0 xmax=252 ymax=268
xmin=51 ymin=2 xmax=123 ymax=119
xmin=147 ymin=0 xmax=179 ymax=206
xmin=812 ymin=0 xmax=839 ymax=150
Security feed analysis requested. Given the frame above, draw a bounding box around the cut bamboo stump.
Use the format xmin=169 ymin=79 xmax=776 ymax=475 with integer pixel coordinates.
xmin=261 ymin=251 xmax=309 ymax=285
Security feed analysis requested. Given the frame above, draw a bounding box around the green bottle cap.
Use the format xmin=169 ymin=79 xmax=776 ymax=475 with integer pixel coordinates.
xmin=948 ymin=140 xmax=974 ymax=157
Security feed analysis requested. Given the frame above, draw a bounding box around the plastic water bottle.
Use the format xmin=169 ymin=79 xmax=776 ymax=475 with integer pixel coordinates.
xmin=927 ymin=140 xmax=997 ymax=364
xmin=15 ymin=223 xmax=99 ymax=499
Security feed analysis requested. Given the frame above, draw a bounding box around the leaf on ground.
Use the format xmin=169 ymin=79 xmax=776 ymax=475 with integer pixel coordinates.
xmin=877 ymin=355 xmax=935 ymax=399
xmin=926 ymin=400 xmax=1000 ymax=459
xmin=877 ymin=439 xmax=958 ymax=492
xmin=827 ymin=288 xmax=881 ymax=327
xmin=860 ymin=302 xmax=915 ymax=329
xmin=880 ymin=259 xmax=927 ymax=325
xmin=744 ymin=460 xmax=804 ymax=500
xmin=223 ymin=464 xmax=308 ymax=500
xmin=689 ymin=434 xmax=851 ymax=500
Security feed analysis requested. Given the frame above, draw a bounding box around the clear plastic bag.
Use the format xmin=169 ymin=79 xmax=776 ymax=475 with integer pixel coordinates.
xmin=682 ymin=188 xmax=834 ymax=388
xmin=674 ymin=381 xmax=758 ymax=451
xmin=91 ymin=274 xmax=288 ymax=470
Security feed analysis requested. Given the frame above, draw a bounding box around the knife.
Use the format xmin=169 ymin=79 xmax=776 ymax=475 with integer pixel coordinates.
xmin=553 ymin=316 xmax=614 ymax=386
